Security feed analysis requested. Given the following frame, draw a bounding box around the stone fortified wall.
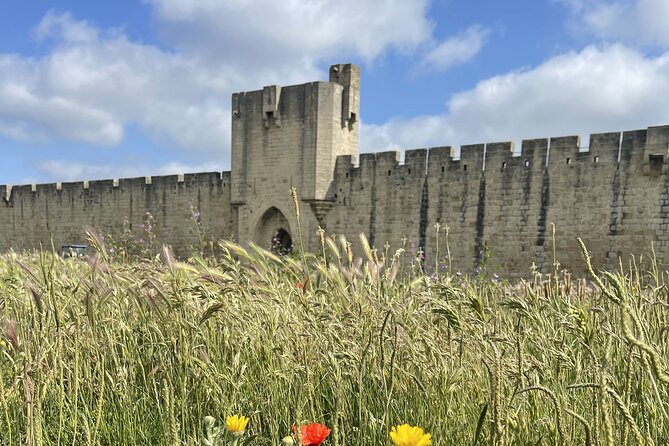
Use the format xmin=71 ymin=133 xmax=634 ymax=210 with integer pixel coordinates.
xmin=327 ymin=126 xmax=669 ymax=275
xmin=0 ymin=173 xmax=234 ymax=256
xmin=2 ymin=63 xmax=669 ymax=277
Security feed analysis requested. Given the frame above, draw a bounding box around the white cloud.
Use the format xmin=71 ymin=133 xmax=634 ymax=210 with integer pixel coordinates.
xmin=0 ymin=12 xmax=234 ymax=153
xmin=420 ymin=26 xmax=489 ymax=72
xmin=562 ymin=0 xmax=669 ymax=47
xmin=361 ymin=45 xmax=669 ymax=153
xmin=0 ymin=3 xmax=441 ymax=160
xmin=33 ymin=11 xmax=99 ymax=43
xmin=146 ymin=0 xmax=433 ymax=64
xmin=0 ymin=57 xmax=123 ymax=145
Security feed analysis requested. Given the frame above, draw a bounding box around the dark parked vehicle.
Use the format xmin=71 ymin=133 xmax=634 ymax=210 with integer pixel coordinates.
xmin=60 ymin=244 xmax=88 ymax=258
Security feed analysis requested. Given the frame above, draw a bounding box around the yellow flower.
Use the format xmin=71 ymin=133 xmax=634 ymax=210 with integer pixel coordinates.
xmin=390 ymin=424 xmax=432 ymax=446
xmin=226 ymin=414 xmax=249 ymax=436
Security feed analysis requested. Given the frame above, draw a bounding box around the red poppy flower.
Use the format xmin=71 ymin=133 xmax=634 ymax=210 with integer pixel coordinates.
xmin=292 ymin=422 xmax=331 ymax=446
xmin=295 ymin=277 xmax=310 ymax=292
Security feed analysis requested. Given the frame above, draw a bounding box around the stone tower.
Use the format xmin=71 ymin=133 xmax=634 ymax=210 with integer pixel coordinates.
xmin=230 ymin=63 xmax=360 ymax=251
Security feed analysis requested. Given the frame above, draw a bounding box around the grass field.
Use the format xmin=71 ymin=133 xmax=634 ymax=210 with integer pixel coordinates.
xmin=0 ymin=229 xmax=668 ymax=445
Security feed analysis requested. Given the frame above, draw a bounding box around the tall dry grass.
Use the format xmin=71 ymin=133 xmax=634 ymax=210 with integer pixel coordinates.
xmin=0 ymin=231 xmax=667 ymax=445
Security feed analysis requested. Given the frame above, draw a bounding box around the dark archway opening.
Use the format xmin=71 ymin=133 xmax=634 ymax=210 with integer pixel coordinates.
xmin=271 ymin=228 xmax=292 ymax=255
xmin=254 ymin=207 xmax=293 ymax=255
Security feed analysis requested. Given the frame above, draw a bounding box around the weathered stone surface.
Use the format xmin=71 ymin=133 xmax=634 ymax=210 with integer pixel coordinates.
xmin=2 ymin=64 xmax=669 ymax=277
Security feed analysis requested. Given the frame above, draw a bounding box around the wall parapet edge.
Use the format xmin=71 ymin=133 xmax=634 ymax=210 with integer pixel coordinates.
xmin=0 ymin=171 xmax=230 ymax=204
xmin=331 ymin=125 xmax=669 ymax=181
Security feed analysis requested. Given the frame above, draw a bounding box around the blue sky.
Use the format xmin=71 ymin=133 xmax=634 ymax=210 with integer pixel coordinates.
xmin=1 ymin=0 xmax=669 ymax=185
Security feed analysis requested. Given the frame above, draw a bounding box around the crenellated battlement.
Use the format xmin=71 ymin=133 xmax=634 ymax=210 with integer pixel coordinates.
xmin=331 ymin=124 xmax=669 ymax=180
xmin=325 ymin=124 xmax=669 ymax=275
xmin=0 ymin=172 xmax=230 ymax=204
xmin=3 ymin=63 xmax=669 ymax=276
xmin=0 ymin=171 xmax=233 ymax=255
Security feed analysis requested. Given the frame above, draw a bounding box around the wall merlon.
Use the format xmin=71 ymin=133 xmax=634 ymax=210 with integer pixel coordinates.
xmin=520 ymin=138 xmax=549 ymax=166
xmin=359 ymin=152 xmax=378 ymax=171
xmin=588 ymin=132 xmax=621 ymax=154
xmin=376 ymin=151 xmax=401 ymax=169
xmin=87 ymin=179 xmax=115 ymax=191
xmin=460 ymin=144 xmax=485 ymax=172
xmin=13 ymin=184 xmax=33 ymax=195
xmin=427 ymin=146 xmax=457 ymax=173
xmin=404 ymin=149 xmax=428 ymax=175
xmin=623 ymin=128 xmax=647 ymax=144
xmin=646 ymin=125 xmax=669 ymax=146
xmin=485 ymin=142 xmax=514 ymax=161
xmin=546 ymin=135 xmax=581 ymax=168
xmin=549 ymin=135 xmax=580 ymax=151
xmin=619 ymin=129 xmax=647 ymax=163
xmin=183 ymin=172 xmax=223 ymax=184
xmin=644 ymin=125 xmax=669 ymax=166
xmin=117 ymin=177 xmax=149 ymax=189
xmin=59 ymin=182 xmax=83 ymax=193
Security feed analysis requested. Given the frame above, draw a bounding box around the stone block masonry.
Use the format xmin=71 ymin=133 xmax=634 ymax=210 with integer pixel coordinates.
xmin=0 ymin=173 xmax=234 ymax=257
xmin=328 ymin=125 xmax=669 ymax=276
xmin=2 ymin=63 xmax=669 ymax=277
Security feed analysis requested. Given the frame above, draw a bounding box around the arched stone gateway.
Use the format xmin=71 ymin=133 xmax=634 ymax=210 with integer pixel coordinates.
xmin=254 ymin=207 xmax=293 ymax=254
